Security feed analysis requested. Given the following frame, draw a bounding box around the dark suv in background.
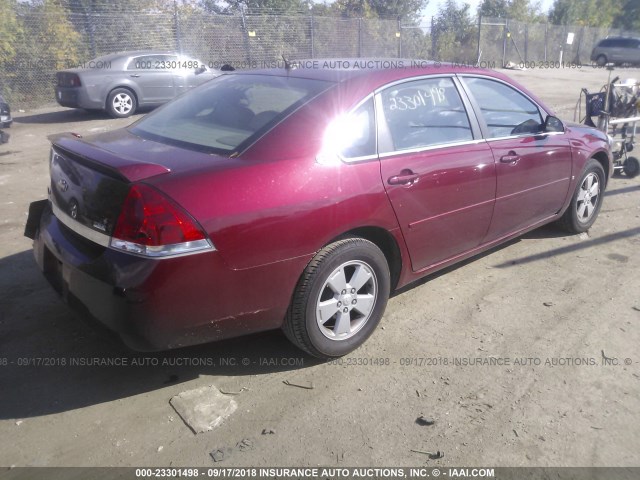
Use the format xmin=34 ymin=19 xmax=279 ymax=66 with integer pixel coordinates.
xmin=591 ymin=37 xmax=640 ymax=66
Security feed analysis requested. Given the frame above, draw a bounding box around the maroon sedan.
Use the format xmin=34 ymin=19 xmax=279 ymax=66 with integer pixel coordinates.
xmin=26 ymin=63 xmax=612 ymax=358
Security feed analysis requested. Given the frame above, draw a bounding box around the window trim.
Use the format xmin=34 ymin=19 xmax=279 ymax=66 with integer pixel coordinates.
xmin=374 ymin=74 xmax=481 ymax=156
xmin=378 ymin=138 xmax=487 ymax=159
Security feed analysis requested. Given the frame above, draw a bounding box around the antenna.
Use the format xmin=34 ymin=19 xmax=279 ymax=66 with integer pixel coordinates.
xmin=282 ymin=54 xmax=292 ymax=71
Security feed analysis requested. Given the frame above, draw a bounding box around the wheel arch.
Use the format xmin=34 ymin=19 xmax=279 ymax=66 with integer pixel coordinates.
xmin=326 ymin=226 xmax=403 ymax=291
xmin=591 ymin=150 xmax=610 ymax=186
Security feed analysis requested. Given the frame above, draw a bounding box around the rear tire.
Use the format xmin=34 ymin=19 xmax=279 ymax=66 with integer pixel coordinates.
xmin=558 ymin=159 xmax=605 ymax=233
xmin=623 ymin=157 xmax=639 ymax=178
xmin=106 ymin=88 xmax=137 ymax=118
xmin=283 ymin=238 xmax=390 ymax=359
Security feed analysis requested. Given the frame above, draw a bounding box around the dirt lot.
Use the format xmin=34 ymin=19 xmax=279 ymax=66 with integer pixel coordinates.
xmin=0 ymin=66 xmax=639 ymax=470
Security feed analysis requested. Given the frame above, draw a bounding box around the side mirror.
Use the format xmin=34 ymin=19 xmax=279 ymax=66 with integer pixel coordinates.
xmin=195 ymin=65 xmax=207 ymax=75
xmin=543 ymin=115 xmax=564 ymax=133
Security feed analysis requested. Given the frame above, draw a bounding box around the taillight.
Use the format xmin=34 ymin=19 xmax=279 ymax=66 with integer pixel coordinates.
xmin=110 ymin=184 xmax=214 ymax=258
xmin=59 ymin=73 xmax=82 ymax=87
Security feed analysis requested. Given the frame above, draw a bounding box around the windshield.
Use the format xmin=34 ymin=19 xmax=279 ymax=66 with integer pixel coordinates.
xmin=130 ymin=74 xmax=333 ymax=155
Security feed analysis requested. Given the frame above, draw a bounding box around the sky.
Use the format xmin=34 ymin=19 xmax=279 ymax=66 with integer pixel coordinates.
xmin=421 ymin=0 xmax=556 ymax=23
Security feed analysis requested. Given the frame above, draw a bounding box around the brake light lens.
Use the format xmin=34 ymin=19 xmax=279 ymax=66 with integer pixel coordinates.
xmin=58 ymin=73 xmax=82 ymax=87
xmin=110 ymin=184 xmax=214 ymax=258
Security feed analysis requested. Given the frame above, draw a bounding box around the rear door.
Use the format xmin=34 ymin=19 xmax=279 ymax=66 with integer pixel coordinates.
xmin=459 ymin=76 xmax=572 ymax=242
xmin=377 ymin=76 xmax=497 ymax=272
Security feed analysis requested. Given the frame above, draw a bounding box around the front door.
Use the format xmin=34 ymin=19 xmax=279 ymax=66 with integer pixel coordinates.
xmin=459 ymin=76 xmax=572 ymax=242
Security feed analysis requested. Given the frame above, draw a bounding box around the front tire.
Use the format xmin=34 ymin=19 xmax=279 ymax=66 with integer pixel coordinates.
xmin=106 ymin=88 xmax=137 ymax=118
xmin=596 ymin=55 xmax=607 ymax=67
xmin=283 ymin=238 xmax=390 ymax=359
xmin=559 ymin=159 xmax=605 ymax=233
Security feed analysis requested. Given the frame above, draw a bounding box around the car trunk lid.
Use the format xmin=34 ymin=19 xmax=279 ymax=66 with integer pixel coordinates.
xmin=48 ymin=131 xmax=237 ymax=240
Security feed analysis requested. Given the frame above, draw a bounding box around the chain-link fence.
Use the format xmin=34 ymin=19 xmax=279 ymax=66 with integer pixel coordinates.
xmin=479 ymin=17 xmax=640 ymax=66
xmin=1 ymin=5 xmax=408 ymax=109
xmin=1 ymin=2 xmax=639 ymax=110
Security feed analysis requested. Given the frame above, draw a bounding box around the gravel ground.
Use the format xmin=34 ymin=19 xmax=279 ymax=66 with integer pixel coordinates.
xmin=0 ymin=66 xmax=639 ymax=470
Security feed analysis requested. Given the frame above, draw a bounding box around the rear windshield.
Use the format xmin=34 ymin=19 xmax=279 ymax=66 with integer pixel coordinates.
xmin=130 ymin=74 xmax=333 ymax=155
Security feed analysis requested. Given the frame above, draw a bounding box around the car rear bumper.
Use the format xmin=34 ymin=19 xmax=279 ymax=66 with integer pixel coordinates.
xmin=28 ymin=201 xmax=294 ymax=351
xmin=55 ymin=87 xmax=103 ymax=110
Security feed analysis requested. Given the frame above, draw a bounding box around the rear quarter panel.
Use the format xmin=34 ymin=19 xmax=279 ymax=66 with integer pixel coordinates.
xmin=148 ymin=88 xmax=402 ymax=272
xmin=77 ymin=69 xmax=143 ymax=108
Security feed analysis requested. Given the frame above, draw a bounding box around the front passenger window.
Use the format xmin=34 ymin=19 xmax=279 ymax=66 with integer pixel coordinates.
xmin=463 ymin=77 xmax=542 ymax=138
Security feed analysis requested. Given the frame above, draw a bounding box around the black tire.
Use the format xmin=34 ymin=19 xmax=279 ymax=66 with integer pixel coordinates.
xmin=558 ymin=159 xmax=606 ymax=233
xmin=283 ymin=238 xmax=390 ymax=359
xmin=623 ymin=157 xmax=640 ymax=178
xmin=106 ymin=88 xmax=137 ymax=118
xmin=596 ymin=55 xmax=607 ymax=67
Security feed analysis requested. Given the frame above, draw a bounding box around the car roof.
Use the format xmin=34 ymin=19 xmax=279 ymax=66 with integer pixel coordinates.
xmin=93 ymin=50 xmax=181 ymax=61
xmin=599 ymin=36 xmax=640 ymax=43
xmin=237 ymin=58 xmax=511 ymax=87
xmin=231 ymin=59 xmax=553 ymax=117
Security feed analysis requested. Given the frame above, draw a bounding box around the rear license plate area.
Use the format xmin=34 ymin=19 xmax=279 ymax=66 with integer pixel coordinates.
xmin=43 ymin=247 xmax=68 ymax=298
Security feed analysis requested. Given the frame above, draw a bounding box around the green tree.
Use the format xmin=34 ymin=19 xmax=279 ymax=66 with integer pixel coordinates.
xmin=0 ymin=0 xmax=23 ymax=65
xmin=34 ymin=0 xmax=83 ymax=69
xmin=478 ymin=0 xmax=509 ymax=18
xmin=432 ymin=0 xmax=475 ymax=62
xmin=331 ymin=0 xmax=428 ymax=21
xmin=331 ymin=0 xmax=379 ymax=18
xmin=507 ymin=0 xmax=545 ymax=22
xmin=549 ymin=0 xmax=621 ymax=27
xmin=210 ymin=0 xmax=308 ymax=14
xmin=612 ymin=0 xmax=640 ymax=30
xmin=478 ymin=0 xmax=544 ymax=21
xmin=367 ymin=0 xmax=429 ymax=21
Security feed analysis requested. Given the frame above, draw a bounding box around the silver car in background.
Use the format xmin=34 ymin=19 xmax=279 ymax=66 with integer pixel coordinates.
xmin=55 ymin=50 xmax=219 ymax=118
xmin=591 ymin=37 xmax=640 ymax=66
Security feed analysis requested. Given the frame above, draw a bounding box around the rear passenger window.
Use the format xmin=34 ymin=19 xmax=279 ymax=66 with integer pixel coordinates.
xmin=340 ymin=98 xmax=376 ymax=158
xmin=379 ymin=77 xmax=473 ymax=152
xmin=463 ymin=77 xmax=542 ymax=138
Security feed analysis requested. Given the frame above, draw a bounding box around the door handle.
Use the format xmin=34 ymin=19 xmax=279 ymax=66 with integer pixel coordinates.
xmin=130 ymin=74 xmax=141 ymax=78
xmin=500 ymin=152 xmax=520 ymax=164
xmin=388 ymin=171 xmax=419 ymax=186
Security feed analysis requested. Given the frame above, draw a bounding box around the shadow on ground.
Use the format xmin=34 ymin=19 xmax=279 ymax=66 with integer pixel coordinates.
xmin=13 ymin=108 xmax=149 ymax=125
xmin=3 ymin=217 xmax=635 ymax=419
xmin=0 ymin=249 xmax=320 ymax=420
